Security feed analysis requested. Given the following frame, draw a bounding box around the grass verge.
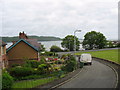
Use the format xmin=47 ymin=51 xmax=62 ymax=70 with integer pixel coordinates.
xmin=12 ymin=77 xmax=56 ymax=88
xmin=76 ymin=49 xmax=119 ymax=64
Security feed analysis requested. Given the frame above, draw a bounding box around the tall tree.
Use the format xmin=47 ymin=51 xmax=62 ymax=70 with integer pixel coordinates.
xmin=61 ymin=35 xmax=80 ymax=51
xmin=83 ymin=31 xmax=107 ymax=50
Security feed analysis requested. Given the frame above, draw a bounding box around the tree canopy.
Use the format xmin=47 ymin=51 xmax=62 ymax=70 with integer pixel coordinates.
xmin=61 ymin=35 xmax=80 ymax=51
xmin=83 ymin=31 xmax=107 ymax=50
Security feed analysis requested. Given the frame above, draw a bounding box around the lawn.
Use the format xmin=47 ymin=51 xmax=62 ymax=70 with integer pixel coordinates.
xmin=76 ymin=49 xmax=119 ymax=64
xmin=12 ymin=77 xmax=56 ymax=88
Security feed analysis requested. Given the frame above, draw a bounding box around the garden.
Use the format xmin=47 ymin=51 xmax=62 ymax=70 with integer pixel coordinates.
xmin=2 ymin=52 xmax=78 ymax=89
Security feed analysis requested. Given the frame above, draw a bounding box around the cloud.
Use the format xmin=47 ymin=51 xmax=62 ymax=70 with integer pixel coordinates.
xmin=1 ymin=0 xmax=118 ymax=40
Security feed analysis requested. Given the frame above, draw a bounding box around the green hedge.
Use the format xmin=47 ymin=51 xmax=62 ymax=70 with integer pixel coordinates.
xmin=9 ymin=67 xmax=33 ymax=78
xmin=24 ymin=60 xmax=41 ymax=68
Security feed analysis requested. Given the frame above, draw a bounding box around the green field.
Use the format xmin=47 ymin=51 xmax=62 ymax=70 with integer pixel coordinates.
xmin=76 ymin=49 xmax=119 ymax=64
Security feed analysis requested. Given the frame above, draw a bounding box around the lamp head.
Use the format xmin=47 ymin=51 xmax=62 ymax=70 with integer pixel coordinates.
xmin=75 ymin=30 xmax=82 ymax=32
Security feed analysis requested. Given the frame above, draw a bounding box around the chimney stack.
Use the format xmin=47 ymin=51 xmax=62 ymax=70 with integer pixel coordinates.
xmin=19 ymin=31 xmax=28 ymax=39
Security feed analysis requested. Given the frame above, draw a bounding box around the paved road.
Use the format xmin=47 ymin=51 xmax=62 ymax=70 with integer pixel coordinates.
xmin=57 ymin=60 xmax=117 ymax=88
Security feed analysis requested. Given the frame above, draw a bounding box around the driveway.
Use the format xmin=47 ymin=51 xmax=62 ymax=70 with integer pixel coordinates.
xmin=57 ymin=60 xmax=117 ymax=88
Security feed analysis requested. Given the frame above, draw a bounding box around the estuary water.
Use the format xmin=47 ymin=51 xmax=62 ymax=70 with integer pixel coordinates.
xmin=7 ymin=40 xmax=83 ymax=51
xmin=38 ymin=41 xmax=64 ymax=51
xmin=6 ymin=41 xmax=63 ymax=51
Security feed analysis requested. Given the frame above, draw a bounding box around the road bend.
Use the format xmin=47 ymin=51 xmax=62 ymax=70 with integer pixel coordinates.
xmin=57 ymin=59 xmax=117 ymax=88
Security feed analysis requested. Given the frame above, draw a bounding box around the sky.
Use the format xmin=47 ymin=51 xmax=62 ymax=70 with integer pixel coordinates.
xmin=0 ymin=0 xmax=119 ymax=40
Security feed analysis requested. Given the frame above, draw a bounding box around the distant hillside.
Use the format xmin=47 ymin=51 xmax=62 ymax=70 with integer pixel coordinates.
xmin=1 ymin=36 xmax=61 ymax=42
xmin=28 ymin=36 xmax=61 ymax=41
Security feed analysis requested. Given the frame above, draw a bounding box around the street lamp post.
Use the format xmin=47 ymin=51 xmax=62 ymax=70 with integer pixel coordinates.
xmin=67 ymin=37 xmax=71 ymax=51
xmin=74 ymin=30 xmax=82 ymax=53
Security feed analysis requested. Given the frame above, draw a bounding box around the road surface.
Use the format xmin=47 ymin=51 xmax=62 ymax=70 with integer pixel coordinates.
xmin=57 ymin=60 xmax=117 ymax=88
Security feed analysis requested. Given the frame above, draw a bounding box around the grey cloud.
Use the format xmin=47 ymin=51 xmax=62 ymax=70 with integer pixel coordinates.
xmin=2 ymin=0 xmax=118 ymax=40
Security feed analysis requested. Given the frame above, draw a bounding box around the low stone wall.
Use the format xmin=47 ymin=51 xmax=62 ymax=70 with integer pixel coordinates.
xmin=92 ymin=57 xmax=120 ymax=66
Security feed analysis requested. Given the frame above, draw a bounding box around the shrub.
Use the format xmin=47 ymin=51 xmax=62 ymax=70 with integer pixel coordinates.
xmin=50 ymin=45 xmax=63 ymax=52
xmin=69 ymin=55 xmax=76 ymax=61
xmin=53 ymin=67 xmax=60 ymax=71
xmin=37 ymin=63 xmax=52 ymax=74
xmin=9 ymin=67 xmax=33 ymax=78
xmin=61 ymin=55 xmax=77 ymax=72
xmin=61 ymin=54 xmax=68 ymax=60
xmin=40 ymin=56 xmax=46 ymax=64
xmin=24 ymin=60 xmax=41 ymax=68
xmin=65 ymin=61 xmax=76 ymax=72
xmin=2 ymin=72 xmax=14 ymax=89
xmin=54 ymin=60 xmax=62 ymax=64
xmin=37 ymin=64 xmax=48 ymax=74
xmin=11 ymin=64 xmax=21 ymax=67
xmin=61 ymin=65 xmax=66 ymax=71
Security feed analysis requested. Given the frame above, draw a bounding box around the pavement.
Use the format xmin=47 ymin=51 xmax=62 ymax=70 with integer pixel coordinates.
xmin=55 ymin=60 xmax=117 ymax=88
